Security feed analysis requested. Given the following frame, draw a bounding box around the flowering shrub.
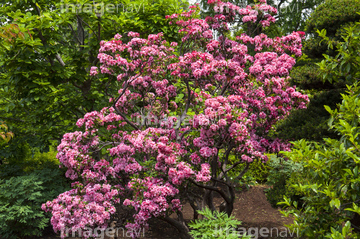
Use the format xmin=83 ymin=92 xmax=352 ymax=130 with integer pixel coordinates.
xmin=43 ymin=0 xmax=308 ymax=238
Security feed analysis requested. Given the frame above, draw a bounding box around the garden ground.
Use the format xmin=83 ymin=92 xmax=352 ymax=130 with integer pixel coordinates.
xmin=41 ymin=185 xmax=298 ymax=239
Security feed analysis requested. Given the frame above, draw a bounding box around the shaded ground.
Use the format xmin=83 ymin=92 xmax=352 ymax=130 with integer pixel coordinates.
xmin=143 ymin=185 xmax=297 ymax=239
xmin=39 ymin=185 xmax=298 ymax=239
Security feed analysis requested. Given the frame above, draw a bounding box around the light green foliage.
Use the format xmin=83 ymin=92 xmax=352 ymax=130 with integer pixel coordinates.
xmin=326 ymin=221 xmax=358 ymax=239
xmin=317 ymin=20 xmax=360 ymax=84
xmin=225 ymin=155 xmax=270 ymax=188
xmin=246 ymin=159 xmax=271 ymax=183
xmin=265 ymin=155 xmax=303 ymax=208
xmin=0 ymin=169 xmax=70 ymax=239
xmin=240 ymin=159 xmax=270 ymax=184
xmin=189 ymin=207 xmax=251 ymax=239
xmin=279 ymin=84 xmax=360 ymax=238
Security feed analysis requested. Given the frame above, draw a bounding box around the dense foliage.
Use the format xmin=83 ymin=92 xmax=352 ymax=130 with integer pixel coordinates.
xmin=0 ymin=0 xmax=188 ymax=153
xmin=0 ymin=167 xmax=70 ymax=239
xmin=265 ymin=155 xmax=303 ymax=208
xmin=280 ymin=20 xmax=360 ymax=238
xmin=275 ymin=0 xmax=360 ymax=142
xmin=41 ymin=0 xmax=308 ymax=238
xmin=317 ymin=20 xmax=360 ymax=84
xmin=280 ymin=84 xmax=360 ymax=238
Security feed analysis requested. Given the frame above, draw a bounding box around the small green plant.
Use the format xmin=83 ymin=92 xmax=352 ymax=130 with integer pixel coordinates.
xmin=325 ymin=221 xmax=358 ymax=239
xmin=0 ymin=174 xmax=48 ymax=239
xmin=189 ymin=207 xmax=251 ymax=239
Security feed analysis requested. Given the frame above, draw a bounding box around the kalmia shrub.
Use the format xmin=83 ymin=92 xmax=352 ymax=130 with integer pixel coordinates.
xmin=43 ymin=0 xmax=308 ymax=238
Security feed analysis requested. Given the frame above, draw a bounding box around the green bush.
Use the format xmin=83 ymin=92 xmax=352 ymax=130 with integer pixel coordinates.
xmin=305 ymin=0 xmax=360 ymax=36
xmin=265 ymin=155 xmax=303 ymax=208
xmin=0 ymin=174 xmax=48 ymax=239
xmin=0 ymin=168 xmax=70 ymax=239
xmin=279 ymin=84 xmax=360 ymax=238
xmin=0 ymin=145 xmax=60 ymax=179
xmin=244 ymin=159 xmax=271 ymax=184
xmin=189 ymin=207 xmax=251 ymax=239
xmin=0 ymin=145 xmax=70 ymax=239
xmin=226 ymin=155 xmax=270 ymax=187
xmin=274 ymin=89 xmax=343 ymax=141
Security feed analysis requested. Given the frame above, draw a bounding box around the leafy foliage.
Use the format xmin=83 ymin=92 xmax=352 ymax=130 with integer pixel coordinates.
xmin=243 ymin=159 xmax=271 ymax=184
xmin=274 ymin=88 xmax=342 ymax=141
xmin=305 ymin=0 xmax=360 ymax=36
xmin=189 ymin=207 xmax=251 ymax=239
xmin=0 ymin=169 xmax=70 ymax=239
xmin=276 ymin=0 xmax=360 ymax=142
xmin=304 ymin=0 xmax=360 ymax=59
xmin=0 ymin=0 xmax=188 ymax=152
xmin=279 ymin=84 xmax=360 ymax=238
xmin=0 ymin=121 xmax=13 ymax=144
xmin=317 ymin=20 xmax=360 ymax=84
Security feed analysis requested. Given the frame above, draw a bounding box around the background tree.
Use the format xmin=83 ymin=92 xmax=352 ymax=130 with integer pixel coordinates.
xmin=274 ymin=0 xmax=360 ymax=141
xmin=277 ymin=19 xmax=360 ymax=239
xmin=0 ymin=0 xmax=188 ymax=155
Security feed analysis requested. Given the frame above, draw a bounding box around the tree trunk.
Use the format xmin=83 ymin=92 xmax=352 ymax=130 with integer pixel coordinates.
xmin=161 ymin=216 xmax=192 ymax=239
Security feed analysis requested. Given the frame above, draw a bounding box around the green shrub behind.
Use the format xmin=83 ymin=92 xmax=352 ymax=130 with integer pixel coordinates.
xmin=265 ymin=155 xmax=304 ymax=208
xmin=0 ymin=168 xmax=70 ymax=239
xmin=0 ymin=146 xmax=70 ymax=239
xmin=279 ymin=84 xmax=360 ymax=238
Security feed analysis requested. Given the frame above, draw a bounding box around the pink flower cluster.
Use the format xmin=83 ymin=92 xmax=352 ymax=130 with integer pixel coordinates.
xmin=42 ymin=184 xmax=119 ymax=238
xmin=123 ymin=177 xmax=180 ymax=237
